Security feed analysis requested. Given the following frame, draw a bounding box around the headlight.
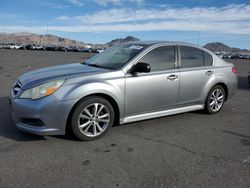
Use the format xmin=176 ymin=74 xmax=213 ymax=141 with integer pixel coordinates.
xmin=20 ymin=79 xmax=65 ymax=99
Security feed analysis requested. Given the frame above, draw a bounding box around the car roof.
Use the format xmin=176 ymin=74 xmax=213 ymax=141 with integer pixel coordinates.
xmin=126 ymin=40 xmax=212 ymax=54
xmin=127 ymin=40 xmax=198 ymax=47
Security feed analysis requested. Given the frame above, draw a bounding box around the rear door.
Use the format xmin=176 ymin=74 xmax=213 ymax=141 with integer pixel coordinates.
xmin=178 ymin=45 xmax=214 ymax=105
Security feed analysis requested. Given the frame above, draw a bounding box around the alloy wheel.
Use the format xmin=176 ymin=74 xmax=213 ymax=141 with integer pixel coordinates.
xmin=209 ymin=88 xmax=224 ymax=112
xmin=77 ymin=103 xmax=110 ymax=137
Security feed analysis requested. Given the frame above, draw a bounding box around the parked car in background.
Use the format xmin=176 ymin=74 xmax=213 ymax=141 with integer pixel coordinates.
xmin=68 ymin=46 xmax=79 ymax=52
xmin=57 ymin=46 xmax=69 ymax=52
xmin=78 ymin=47 xmax=91 ymax=52
xmin=0 ymin=43 xmax=4 ymax=49
xmin=9 ymin=43 xmax=23 ymax=49
xmin=19 ymin=45 xmax=26 ymax=50
xmin=34 ymin=45 xmax=46 ymax=51
xmin=61 ymin=46 xmax=77 ymax=52
xmin=24 ymin=44 xmax=35 ymax=50
xmin=8 ymin=43 xmax=15 ymax=49
xmin=97 ymin=48 xmax=105 ymax=53
xmin=0 ymin=43 xmax=106 ymax=53
xmin=90 ymin=48 xmax=97 ymax=53
xmin=10 ymin=41 xmax=237 ymax=141
xmin=45 ymin=45 xmax=58 ymax=51
xmin=2 ymin=43 xmax=10 ymax=49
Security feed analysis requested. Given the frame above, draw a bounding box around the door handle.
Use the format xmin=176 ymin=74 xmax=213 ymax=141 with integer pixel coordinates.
xmin=167 ymin=74 xmax=178 ymax=81
xmin=205 ymin=70 xmax=214 ymax=76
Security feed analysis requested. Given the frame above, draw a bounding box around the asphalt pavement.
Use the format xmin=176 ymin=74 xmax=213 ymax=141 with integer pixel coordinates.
xmin=0 ymin=49 xmax=249 ymax=188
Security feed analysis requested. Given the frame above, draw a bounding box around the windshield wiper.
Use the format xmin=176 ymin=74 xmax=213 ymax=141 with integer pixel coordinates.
xmin=81 ymin=61 xmax=115 ymax=70
xmin=87 ymin=64 xmax=103 ymax=68
xmin=85 ymin=63 xmax=114 ymax=70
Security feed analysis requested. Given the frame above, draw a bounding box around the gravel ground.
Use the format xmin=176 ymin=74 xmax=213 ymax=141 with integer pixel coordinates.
xmin=0 ymin=49 xmax=249 ymax=188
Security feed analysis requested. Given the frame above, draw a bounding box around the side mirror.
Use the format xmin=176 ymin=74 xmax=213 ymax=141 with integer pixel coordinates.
xmin=130 ymin=62 xmax=151 ymax=74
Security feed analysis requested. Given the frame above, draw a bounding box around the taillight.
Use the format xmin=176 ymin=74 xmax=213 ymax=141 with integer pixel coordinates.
xmin=232 ymin=66 xmax=237 ymax=74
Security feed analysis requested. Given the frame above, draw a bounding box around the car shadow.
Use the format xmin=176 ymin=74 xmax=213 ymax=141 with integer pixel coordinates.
xmin=222 ymin=129 xmax=250 ymax=146
xmin=0 ymin=96 xmax=46 ymax=141
xmin=237 ymin=76 xmax=249 ymax=91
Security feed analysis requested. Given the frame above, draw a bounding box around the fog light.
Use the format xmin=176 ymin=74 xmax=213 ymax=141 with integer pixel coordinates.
xmin=21 ymin=118 xmax=45 ymax=127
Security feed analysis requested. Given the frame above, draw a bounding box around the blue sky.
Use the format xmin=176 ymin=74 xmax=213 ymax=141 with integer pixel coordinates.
xmin=0 ymin=0 xmax=250 ymax=49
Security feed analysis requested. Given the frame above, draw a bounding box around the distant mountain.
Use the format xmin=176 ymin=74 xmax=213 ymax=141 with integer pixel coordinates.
xmin=0 ymin=33 xmax=140 ymax=48
xmin=107 ymin=36 xmax=140 ymax=46
xmin=2 ymin=33 xmax=248 ymax=55
xmin=0 ymin=32 xmax=86 ymax=47
xmin=204 ymin=42 xmax=250 ymax=54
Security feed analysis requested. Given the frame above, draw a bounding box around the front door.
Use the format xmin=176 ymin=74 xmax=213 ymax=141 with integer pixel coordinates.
xmin=125 ymin=45 xmax=180 ymax=116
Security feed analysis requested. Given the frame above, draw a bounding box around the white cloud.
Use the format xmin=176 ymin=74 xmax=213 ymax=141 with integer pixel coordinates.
xmin=1 ymin=4 xmax=250 ymax=35
xmin=67 ymin=0 xmax=84 ymax=7
xmin=50 ymin=21 xmax=249 ymax=34
xmin=41 ymin=2 xmax=69 ymax=9
xmin=57 ymin=16 xmax=70 ymax=21
xmin=0 ymin=13 xmax=19 ymax=19
xmin=71 ymin=4 xmax=250 ymax=24
xmin=95 ymin=0 xmax=143 ymax=6
xmin=1 ymin=20 xmax=250 ymax=34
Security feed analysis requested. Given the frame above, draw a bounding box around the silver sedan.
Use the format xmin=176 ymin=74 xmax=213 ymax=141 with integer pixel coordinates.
xmin=10 ymin=41 xmax=238 ymax=140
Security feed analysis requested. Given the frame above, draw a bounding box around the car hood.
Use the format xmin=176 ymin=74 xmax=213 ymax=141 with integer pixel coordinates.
xmin=19 ymin=63 xmax=107 ymax=89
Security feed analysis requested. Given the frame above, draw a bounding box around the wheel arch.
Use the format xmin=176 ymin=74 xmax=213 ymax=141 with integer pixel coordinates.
xmin=65 ymin=93 xmax=120 ymax=135
xmin=204 ymin=81 xmax=229 ymax=104
xmin=215 ymin=82 xmax=228 ymax=101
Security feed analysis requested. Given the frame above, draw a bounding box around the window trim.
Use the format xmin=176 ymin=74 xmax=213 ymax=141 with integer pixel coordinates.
xmin=177 ymin=45 xmax=214 ymax=69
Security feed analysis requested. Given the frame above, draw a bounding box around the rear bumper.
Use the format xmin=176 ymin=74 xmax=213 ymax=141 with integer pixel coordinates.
xmin=227 ymin=75 xmax=238 ymax=100
xmin=10 ymin=95 xmax=77 ymax=135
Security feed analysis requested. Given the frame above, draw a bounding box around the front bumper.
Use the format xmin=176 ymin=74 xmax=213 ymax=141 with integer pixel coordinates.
xmin=10 ymin=94 xmax=77 ymax=135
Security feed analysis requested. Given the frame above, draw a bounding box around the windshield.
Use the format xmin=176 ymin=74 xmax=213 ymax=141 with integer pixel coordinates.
xmin=84 ymin=44 xmax=146 ymax=69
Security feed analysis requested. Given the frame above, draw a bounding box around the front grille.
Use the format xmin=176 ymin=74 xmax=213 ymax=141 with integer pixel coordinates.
xmin=13 ymin=81 xmax=22 ymax=96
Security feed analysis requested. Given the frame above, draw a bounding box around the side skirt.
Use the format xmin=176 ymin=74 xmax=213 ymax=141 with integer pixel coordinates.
xmin=120 ymin=104 xmax=204 ymax=124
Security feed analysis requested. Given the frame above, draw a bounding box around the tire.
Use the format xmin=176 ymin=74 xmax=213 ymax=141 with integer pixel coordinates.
xmin=205 ymin=85 xmax=225 ymax=114
xmin=71 ymin=96 xmax=115 ymax=141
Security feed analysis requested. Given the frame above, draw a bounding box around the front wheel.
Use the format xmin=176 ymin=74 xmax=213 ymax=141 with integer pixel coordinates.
xmin=71 ymin=97 xmax=115 ymax=141
xmin=205 ymin=85 xmax=225 ymax=114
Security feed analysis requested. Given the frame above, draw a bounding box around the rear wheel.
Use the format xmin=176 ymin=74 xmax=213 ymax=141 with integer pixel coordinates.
xmin=205 ymin=85 xmax=225 ymax=114
xmin=71 ymin=96 xmax=115 ymax=141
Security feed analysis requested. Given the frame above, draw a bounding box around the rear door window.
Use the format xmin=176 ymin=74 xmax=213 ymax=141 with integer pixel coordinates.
xmin=203 ymin=51 xmax=213 ymax=66
xmin=180 ymin=46 xmax=213 ymax=68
